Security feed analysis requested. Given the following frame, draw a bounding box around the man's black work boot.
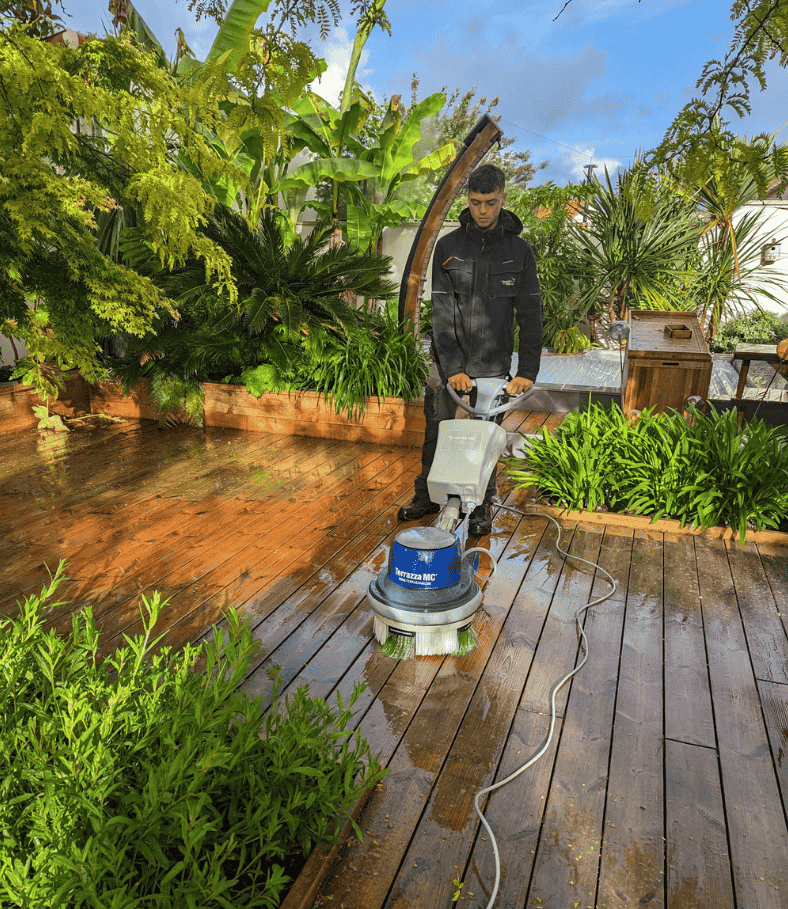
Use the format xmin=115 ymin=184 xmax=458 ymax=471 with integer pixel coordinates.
xmin=468 ymin=502 xmax=493 ymax=535
xmin=397 ymin=496 xmax=440 ymax=521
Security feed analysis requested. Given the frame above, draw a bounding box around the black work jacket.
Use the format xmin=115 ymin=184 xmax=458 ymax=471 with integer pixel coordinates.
xmin=430 ymin=208 xmax=542 ymax=382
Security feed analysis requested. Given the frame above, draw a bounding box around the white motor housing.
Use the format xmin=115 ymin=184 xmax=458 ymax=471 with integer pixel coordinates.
xmin=427 ymin=419 xmax=508 ymax=514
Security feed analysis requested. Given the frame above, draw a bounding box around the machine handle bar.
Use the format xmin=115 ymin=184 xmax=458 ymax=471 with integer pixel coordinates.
xmin=446 ymin=378 xmax=534 ymax=418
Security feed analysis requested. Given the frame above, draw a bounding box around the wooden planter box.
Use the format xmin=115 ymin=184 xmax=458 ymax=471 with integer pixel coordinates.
xmin=0 ymin=372 xmax=91 ymax=433
xmin=622 ymin=311 xmax=712 ymax=414
xmin=86 ymin=378 xmax=426 ymax=448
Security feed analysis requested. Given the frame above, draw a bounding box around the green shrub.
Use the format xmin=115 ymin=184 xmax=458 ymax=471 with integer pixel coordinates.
xmin=507 ymin=402 xmax=788 ymax=541
xmin=289 ymin=301 xmax=429 ymax=418
xmin=234 ymin=302 xmax=429 ymax=417
xmin=0 ymin=564 xmax=385 ymax=909
xmin=713 ymin=308 xmax=788 ymax=352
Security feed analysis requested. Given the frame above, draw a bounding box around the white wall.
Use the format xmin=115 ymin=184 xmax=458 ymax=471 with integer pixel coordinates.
xmin=379 ymin=221 xmax=460 ymax=302
xmin=0 ymin=334 xmax=27 ymax=368
xmin=732 ymin=200 xmax=788 ymax=323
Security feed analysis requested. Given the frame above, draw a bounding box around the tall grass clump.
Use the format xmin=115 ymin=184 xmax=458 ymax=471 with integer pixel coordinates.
xmin=507 ymin=402 xmax=788 ymax=541
xmin=0 ymin=564 xmax=385 ymax=908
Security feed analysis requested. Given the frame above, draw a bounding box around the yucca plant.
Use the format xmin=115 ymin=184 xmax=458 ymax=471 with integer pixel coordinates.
xmin=567 ymin=165 xmax=701 ymax=323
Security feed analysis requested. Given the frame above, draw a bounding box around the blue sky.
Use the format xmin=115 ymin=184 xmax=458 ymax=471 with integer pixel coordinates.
xmin=58 ymin=0 xmax=788 ymax=186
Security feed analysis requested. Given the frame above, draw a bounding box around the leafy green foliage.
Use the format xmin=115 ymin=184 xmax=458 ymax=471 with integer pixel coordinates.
xmin=149 ymin=373 xmax=206 ymax=427
xmin=31 ymin=403 xmax=68 ymax=432
xmin=507 ymin=402 xmax=788 ymax=541
xmin=284 ymin=86 xmax=454 ymax=252
xmin=240 ymin=363 xmax=290 ymax=396
xmin=290 ymin=301 xmax=429 ymax=417
xmin=503 ymin=182 xmax=595 ymax=349
xmin=235 ymin=302 xmax=429 ymax=415
xmin=567 ymin=166 xmax=701 ymax=322
xmin=0 ymin=563 xmax=386 ymax=908
xmin=0 ymin=0 xmax=65 ymax=38
xmin=646 ymin=0 xmax=788 ymax=198
xmin=0 ymin=28 xmax=248 ymax=396
xmin=115 ymin=205 xmax=427 ymax=416
xmin=116 ymin=204 xmax=394 ymax=378
xmin=551 ymin=326 xmax=595 ymax=354
xmin=713 ymin=308 xmax=788 ymax=352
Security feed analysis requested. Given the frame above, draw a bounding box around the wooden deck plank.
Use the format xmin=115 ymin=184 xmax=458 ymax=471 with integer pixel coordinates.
xmin=4 ymin=418 xmax=788 ymax=909
xmin=510 ymin=527 xmax=629 ymax=909
xmin=156 ymin=453 xmax=421 ymax=655
xmin=663 ymin=532 xmax=715 ymax=749
xmin=318 ymin=508 xmax=553 ymax=908
xmin=665 ymin=740 xmax=736 ymax=908
xmin=726 ymin=539 xmax=788 ymax=684
xmin=87 ymin=442 xmax=391 ymax=651
xmin=596 ymin=529 xmax=665 ymax=909
xmin=1 ymin=425 xmax=289 ymax=572
xmin=757 ymin=680 xmax=788 ymax=818
xmin=5 ymin=435 xmax=349 ymax=624
xmin=697 ymin=538 xmax=788 ymax=909
xmin=381 ymin=516 xmax=566 ymax=909
xmin=516 ymin=522 xmax=607 ymax=717
xmin=757 ymin=540 xmax=788 ymax=639
xmin=459 ymin=711 xmax=561 ymax=909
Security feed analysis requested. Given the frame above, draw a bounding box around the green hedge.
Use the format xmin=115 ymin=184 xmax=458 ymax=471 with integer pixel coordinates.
xmin=0 ymin=564 xmax=385 ymax=908
xmin=713 ymin=309 xmax=788 ymax=352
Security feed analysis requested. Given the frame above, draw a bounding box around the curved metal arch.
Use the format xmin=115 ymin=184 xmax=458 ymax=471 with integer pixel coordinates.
xmin=398 ymin=114 xmax=504 ymax=331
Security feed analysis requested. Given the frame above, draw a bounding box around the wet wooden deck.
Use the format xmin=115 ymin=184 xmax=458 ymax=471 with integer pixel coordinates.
xmin=2 ymin=414 xmax=788 ymax=909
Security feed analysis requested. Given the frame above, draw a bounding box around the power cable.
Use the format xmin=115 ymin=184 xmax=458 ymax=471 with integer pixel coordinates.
xmin=471 ymin=502 xmax=618 ymax=909
xmin=497 ymin=115 xmax=597 ymax=158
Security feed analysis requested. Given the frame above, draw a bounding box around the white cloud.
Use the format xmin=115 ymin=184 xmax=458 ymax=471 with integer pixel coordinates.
xmin=182 ymin=16 xmax=218 ymax=62
xmin=312 ymin=26 xmax=374 ymax=106
xmin=561 ymin=145 xmax=623 ymax=182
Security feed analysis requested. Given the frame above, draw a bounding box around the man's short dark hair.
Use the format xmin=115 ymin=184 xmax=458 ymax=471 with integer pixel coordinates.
xmin=468 ymin=164 xmax=505 ymax=194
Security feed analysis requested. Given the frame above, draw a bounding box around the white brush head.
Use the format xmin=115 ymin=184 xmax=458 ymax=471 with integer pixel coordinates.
xmin=373 ymin=614 xmax=391 ymax=645
xmin=414 ymin=625 xmax=461 ymax=656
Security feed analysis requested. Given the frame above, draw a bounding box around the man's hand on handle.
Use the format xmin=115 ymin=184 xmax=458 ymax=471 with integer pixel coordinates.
xmin=506 ymin=376 xmax=533 ymax=395
xmin=448 ymin=372 xmax=474 ymax=393
xmin=449 ymin=373 xmax=534 ymax=396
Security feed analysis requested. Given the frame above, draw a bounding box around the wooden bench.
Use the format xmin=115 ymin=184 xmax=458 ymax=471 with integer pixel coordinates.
xmin=732 ymin=343 xmax=788 ymax=405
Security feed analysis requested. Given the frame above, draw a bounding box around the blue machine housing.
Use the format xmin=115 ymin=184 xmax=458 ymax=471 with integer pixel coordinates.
xmin=368 ymin=527 xmax=481 ymax=627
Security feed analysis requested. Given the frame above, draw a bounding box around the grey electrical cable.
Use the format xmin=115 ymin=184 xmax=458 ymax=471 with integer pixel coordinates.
xmin=472 ymin=503 xmax=618 ymax=909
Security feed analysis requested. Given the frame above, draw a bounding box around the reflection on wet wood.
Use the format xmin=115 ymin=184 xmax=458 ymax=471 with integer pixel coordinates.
xmin=2 ymin=413 xmax=788 ymax=909
xmin=666 ymin=740 xmax=735 ymax=908
xmin=698 ymin=540 xmax=788 ymax=908
xmin=663 ymin=533 xmax=716 ymax=749
xmin=597 ymin=530 xmax=665 ymax=909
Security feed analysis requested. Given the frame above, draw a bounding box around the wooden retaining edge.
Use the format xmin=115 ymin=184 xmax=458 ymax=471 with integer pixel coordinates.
xmin=88 ymin=379 xmax=426 ymax=448
xmin=0 ymin=373 xmax=92 ymax=433
xmin=279 ymin=784 xmax=378 ymax=909
xmin=525 ymin=501 xmax=788 ymax=546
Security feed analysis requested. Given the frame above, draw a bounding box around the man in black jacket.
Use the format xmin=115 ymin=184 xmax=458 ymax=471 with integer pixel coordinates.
xmin=398 ymin=163 xmax=542 ymax=535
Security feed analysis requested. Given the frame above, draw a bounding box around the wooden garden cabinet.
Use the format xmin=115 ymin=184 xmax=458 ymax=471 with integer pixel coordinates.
xmin=622 ymin=311 xmax=712 ymax=414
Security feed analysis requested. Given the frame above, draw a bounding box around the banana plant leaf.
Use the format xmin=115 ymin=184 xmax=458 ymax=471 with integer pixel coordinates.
xmin=271 ymin=158 xmax=379 ymax=193
xmin=206 ymin=0 xmax=273 ymax=71
xmin=373 ymin=92 xmax=446 ymax=186
xmin=399 ymin=142 xmax=457 ymax=182
xmin=345 ymin=204 xmax=372 ymax=249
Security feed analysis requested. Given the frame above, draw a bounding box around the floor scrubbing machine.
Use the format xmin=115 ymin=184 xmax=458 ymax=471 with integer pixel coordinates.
xmin=369 ymin=377 xmax=534 ymax=658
